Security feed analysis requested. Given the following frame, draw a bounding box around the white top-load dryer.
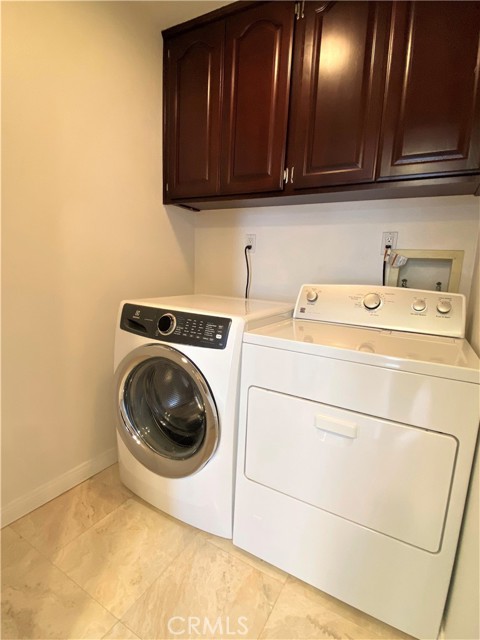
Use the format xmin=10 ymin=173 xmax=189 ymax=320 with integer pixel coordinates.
xmin=114 ymin=294 xmax=293 ymax=538
xmin=233 ymin=284 xmax=479 ymax=639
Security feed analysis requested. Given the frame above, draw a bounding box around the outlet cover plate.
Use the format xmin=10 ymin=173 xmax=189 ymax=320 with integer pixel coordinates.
xmin=381 ymin=231 xmax=398 ymax=253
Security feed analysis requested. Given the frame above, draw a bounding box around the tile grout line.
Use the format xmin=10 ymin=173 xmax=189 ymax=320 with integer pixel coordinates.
xmin=101 ymin=619 xmax=140 ymax=640
xmin=204 ymin=537 xmax=287 ymax=584
xmin=42 ymin=500 xmax=139 ymax=628
xmin=116 ymin=619 xmax=141 ymax=640
xmin=116 ymin=527 xmax=204 ymax=628
xmin=9 ymin=491 xmax=132 ymax=568
xmin=53 ymin=490 xmax=133 ymax=552
xmin=16 ymin=492 xmax=201 ymax=628
xmin=201 ymin=537 xmax=289 ymax=640
xmin=42 ymin=497 xmax=171 ymax=636
xmin=255 ymin=572 xmax=290 ymax=640
xmin=3 ymin=526 xmax=121 ymax=638
xmin=8 ymin=468 xmax=132 ymax=562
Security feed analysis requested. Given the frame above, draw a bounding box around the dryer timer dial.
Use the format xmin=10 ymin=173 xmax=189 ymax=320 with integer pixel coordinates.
xmin=363 ymin=293 xmax=382 ymax=310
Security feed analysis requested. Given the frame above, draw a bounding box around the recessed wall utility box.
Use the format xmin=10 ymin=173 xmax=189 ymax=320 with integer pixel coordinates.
xmin=387 ymin=250 xmax=464 ymax=292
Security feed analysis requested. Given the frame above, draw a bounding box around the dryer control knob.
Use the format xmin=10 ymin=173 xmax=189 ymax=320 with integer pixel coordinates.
xmin=363 ymin=293 xmax=382 ymax=310
xmin=306 ymin=290 xmax=318 ymax=302
xmin=412 ymin=299 xmax=427 ymax=312
xmin=437 ymin=300 xmax=452 ymax=315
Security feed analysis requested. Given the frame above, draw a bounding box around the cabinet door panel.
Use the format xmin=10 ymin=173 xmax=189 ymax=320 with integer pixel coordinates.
xmin=289 ymin=1 xmax=390 ymax=189
xmin=164 ymin=22 xmax=223 ymax=199
xmin=221 ymin=2 xmax=294 ymax=194
xmin=379 ymin=1 xmax=480 ymax=179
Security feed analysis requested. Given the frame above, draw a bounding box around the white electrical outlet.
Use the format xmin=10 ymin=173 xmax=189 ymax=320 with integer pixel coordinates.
xmin=381 ymin=231 xmax=398 ymax=253
xmin=245 ymin=234 xmax=256 ymax=253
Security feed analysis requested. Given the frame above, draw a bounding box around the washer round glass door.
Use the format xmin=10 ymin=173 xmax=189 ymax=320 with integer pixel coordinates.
xmin=116 ymin=344 xmax=219 ymax=478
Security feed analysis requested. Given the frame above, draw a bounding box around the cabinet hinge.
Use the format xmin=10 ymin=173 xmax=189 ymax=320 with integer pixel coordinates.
xmin=295 ymin=1 xmax=305 ymax=20
xmin=283 ymin=167 xmax=289 ymax=184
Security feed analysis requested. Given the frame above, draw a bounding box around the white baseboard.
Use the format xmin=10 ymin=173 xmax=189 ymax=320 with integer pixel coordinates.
xmin=1 ymin=447 xmax=118 ymax=527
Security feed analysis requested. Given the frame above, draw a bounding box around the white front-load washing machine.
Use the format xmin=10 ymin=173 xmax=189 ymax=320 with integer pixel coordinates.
xmin=234 ymin=284 xmax=479 ymax=639
xmin=114 ymin=294 xmax=292 ymax=538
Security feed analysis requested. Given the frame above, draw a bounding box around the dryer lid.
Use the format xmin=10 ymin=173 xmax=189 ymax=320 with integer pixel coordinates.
xmin=244 ymin=318 xmax=480 ymax=384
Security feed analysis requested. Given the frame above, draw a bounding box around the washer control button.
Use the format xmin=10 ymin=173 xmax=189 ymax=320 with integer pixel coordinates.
xmin=412 ymin=299 xmax=427 ymax=312
xmin=363 ymin=293 xmax=382 ymax=310
xmin=437 ymin=300 xmax=452 ymax=315
xmin=157 ymin=313 xmax=177 ymax=335
xmin=306 ymin=290 xmax=318 ymax=302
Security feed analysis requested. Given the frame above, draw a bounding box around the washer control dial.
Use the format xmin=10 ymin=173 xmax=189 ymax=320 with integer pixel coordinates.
xmin=363 ymin=293 xmax=382 ymax=310
xmin=437 ymin=300 xmax=452 ymax=315
xmin=157 ymin=313 xmax=177 ymax=335
xmin=306 ymin=290 xmax=318 ymax=302
xmin=412 ymin=299 xmax=427 ymax=312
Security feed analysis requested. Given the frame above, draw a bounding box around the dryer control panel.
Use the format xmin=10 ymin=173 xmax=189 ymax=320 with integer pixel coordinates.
xmin=120 ymin=303 xmax=231 ymax=349
xmin=295 ymin=285 xmax=466 ymax=338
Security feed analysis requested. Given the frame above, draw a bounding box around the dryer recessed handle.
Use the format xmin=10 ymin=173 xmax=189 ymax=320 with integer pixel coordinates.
xmin=314 ymin=414 xmax=357 ymax=439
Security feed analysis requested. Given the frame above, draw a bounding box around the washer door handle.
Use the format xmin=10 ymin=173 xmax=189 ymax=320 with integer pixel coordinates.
xmin=314 ymin=414 xmax=357 ymax=439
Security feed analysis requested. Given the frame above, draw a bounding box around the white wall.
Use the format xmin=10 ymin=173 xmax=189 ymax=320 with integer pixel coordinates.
xmin=195 ymin=196 xmax=479 ymax=303
xmin=1 ymin=1 xmax=210 ymax=524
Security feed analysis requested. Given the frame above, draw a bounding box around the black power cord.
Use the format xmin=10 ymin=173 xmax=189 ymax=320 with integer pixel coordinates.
xmin=382 ymin=244 xmax=392 ymax=286
xmin=244 ymin=244 xmax=252 ymax=299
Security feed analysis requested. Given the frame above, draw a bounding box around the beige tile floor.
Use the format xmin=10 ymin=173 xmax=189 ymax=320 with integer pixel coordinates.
xmin=2 ymin=465 xmax=414 ymax=640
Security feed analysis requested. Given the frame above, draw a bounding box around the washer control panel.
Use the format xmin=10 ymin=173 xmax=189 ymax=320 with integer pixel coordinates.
xmin=121 ymin=304 xmax=231 ymax=349
xmin=295 ymin=285 xmax=466 ymax=337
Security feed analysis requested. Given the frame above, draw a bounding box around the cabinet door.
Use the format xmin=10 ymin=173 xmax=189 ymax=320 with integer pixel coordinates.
xmin=164 ymin=22 xmax=224 ymax=199
xmin=221 ymin=2 xmax=294 ymax=194
xmin=288 ymin=1 xmax=390 ymax=189
xmin=379 ymin=1 xmax=480 ymax=179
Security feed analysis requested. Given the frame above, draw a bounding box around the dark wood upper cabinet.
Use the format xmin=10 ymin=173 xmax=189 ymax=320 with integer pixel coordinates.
xmin=164 ymin=21 xmax=224 ymax=199
xmin=288 ymin=1 xmax=390 ymax=189
xmin=162 ymin=1 xmax=480 ymax=208
xmin=379 ymin=1 xmax=480 ymax=180
xmin=164 ymin=2 xmax=294 ymax=200
xmin=221 ymin=2 xmax=295 ymax=194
